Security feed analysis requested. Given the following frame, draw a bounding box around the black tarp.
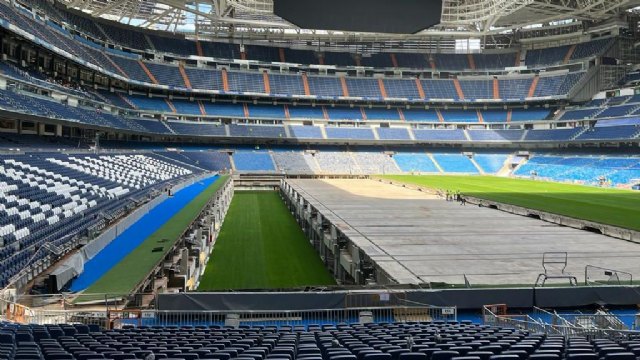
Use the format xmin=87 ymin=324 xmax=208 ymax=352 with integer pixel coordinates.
xmin=158 ymin=287 xmax=640 ymax=311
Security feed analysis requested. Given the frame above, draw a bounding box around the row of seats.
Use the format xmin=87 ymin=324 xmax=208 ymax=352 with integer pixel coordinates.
xmin=132 ymin=122 xmax=638 ymax=143
xmin=0 ymin=152 xmax=199 ymax=287
xmin=115 ymin=96 xmax=553 ymax=122
xmin=0 ymin=89 xmax=145 ymax=133
xmin=0 ymin=320 xmax=639 ymax=360
xmin=94 ymin=67 xmax=583 ymax=100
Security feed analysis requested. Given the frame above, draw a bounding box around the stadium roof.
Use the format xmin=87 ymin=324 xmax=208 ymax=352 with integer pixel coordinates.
xmin=60 ymin=0 xmax=640 ymax=40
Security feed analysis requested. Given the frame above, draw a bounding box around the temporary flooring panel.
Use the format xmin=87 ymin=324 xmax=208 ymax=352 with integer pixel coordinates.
xmin=285 ymin=179 xmax=640 ymax=286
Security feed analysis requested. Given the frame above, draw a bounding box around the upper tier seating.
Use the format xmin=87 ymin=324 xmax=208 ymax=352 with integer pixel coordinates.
xmin=145 ymin=63 xmax=186 ymax=88
xmin=498 ymin=78 xmax=532 ymax=101
xmin=575 ymin=125 xmax=640 ymax=141
xmin=307 ymin=76 xmax=344 ymax=98
xmin=134 ymin=119 xmax=173 ymax=134
xmin=468 ymin=130 xmax=524 ymax=141
xmin=228 ymin=124 xmax=286 ymax=138
xmin=413 ymin=129 xmax=466 ymax=141
xmin=560 ymin=108 xmax=601 ymax=120
xmin=511 ymin=109 xmax=551 ymax=121
xmin=183 ymin=68 xmax=224 ymax=91
xmin=227 ymin=71 xmax=265 ymax=93
xmin=383 ymin=79 xmax=422 ymax=99
xmin=248 ymin=105 xmax=286 ymax=119
xmin=269 ymin=74 xmax=305 ymax=96
xmin=377 ymin=127 xmax=411 ymax=140
xmin=345 ymin=78 xmax=383 ymax=99
xmin=324 ymin=127 xmax=375 ymax=140
xmin=524 ymin=128 xmax=583 ymax=141
xmin=167 ymin=121 xmax=227 ymax=136
xmin=288 ymin=106 xmax=325 ymax=119
xmin=0 ymin=0 xmax=605 ymax=101
xmin=6 ymin=0 xmax=615 ymax=75
xmin=534 ymin=73 xmax=584 ymax=98
xmin=288 ymin=125 xmax=324 ymax=139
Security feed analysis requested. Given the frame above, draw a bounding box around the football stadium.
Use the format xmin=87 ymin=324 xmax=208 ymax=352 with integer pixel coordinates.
xmin=2 ymin=0 xmax=640 ymax=357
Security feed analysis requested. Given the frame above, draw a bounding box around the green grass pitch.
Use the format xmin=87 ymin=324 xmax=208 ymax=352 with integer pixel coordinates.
xmin=198 ymin=191 xmax=336 ymax=290
xmin=79 ymin=175 xmax=229 ymax=299
xmin=380 ymin=175 xmax=640 ymax=232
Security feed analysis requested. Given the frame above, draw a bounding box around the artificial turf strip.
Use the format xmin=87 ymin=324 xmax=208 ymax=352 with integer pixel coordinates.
xmin=79 ymin=175 xmax=229 ymax=298
xmin=198 ymin=191 xmax=336 ymax=290
xmin=380 ymin=175 xmax=640 ymax=232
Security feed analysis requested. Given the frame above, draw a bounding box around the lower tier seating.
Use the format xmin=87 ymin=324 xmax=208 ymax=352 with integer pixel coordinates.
xmin=0 ymin=153 xmax=199 ymax=287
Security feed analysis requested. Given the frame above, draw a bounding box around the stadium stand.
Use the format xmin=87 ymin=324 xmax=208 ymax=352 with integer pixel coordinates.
xmin=324 ymin=127 xmax=375 ymax=140
xmin=474 ymin=154 xmax=510 ymax=173
xmin=0 ymin=319 xmax=603 ymax=360
xmin=351 ymin=152 xmax=401 ymax=174
xmin=467 ymin=130 xmax=524 ymax=141
xmin=314 ymin=151 xmax=359 ymax=174
xmin=326 ymin=107 xmax=364 ymax=121
xmin=307 ymin=76 xmax=344 ymax=98
xmin=288 ymin=125 xmax=325 ymax=139
xmin=515 ymin=154 xmax=640 ymax=186
xmin=0 ymin=153 xmax=196 ymax=287
xmin=167 ymin=121 xmax=227 ymax=136
xmin=272 ymin=151 xmax=320 ymax=173
xmin=229 ymin=124 xmax=286 ymax=138
xmin=6 ymin=0 xmax=640 ymax=335
xmin=157 ymin=151 xmax=231 ymax=171
xmin=226 ymin=72 xmax=265 ymax=94
xmin=524 ymin=128 xmax=584 ymax=141
xmin=393 ymin=153 xmax=441 ymax=172
xmin=413 ymin=129 xmax=467 ymax=141
xmin=383 ymin=79 xmax=422 ymax=99
xmin=376 ymin=127 xmax=412 ymax=140
xmin=431 ymin=153 xmax=479 ymax=173
xmin=575 ymin=125 xmax=640 ymax=140
xmin=233 ymin=151 xmax=276 ymax=171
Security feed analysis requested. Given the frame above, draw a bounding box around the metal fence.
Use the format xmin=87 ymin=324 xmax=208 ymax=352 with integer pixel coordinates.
xmin=2 ymin=290 xmax=456 ymax=328
xmin=1 ymin=302 xmax=456 ymax=329
xmin=483 ymin=305 xmax=640 ymax=340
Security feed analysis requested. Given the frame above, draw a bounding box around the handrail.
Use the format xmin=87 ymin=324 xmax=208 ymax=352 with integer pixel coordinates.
xmin=483 ymin=305 xmax=640 ymax=340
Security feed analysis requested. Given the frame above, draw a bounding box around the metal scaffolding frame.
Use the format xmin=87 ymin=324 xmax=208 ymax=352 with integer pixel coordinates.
xmin=56 ymin=0 xmax=640 ymax=41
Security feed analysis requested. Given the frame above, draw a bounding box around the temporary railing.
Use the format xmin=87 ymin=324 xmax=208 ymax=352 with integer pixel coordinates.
xmin=483 ymin=304 xmax=640 ymax=340
xmin=1 ymin=298 xmax=456 ymax=329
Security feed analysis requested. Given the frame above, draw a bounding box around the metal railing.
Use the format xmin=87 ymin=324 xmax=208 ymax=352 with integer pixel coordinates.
xmin=585 ymin=265 xmax=633 ymax=286
xmin=1 ymin=301 xmax=456 ymax=329
xmin=483 ymin=305 xmax=640 ymax=340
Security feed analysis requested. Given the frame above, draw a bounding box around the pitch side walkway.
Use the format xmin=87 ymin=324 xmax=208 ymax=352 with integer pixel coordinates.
xmin=70 ymin=175 xmax=220 ymax=292
xmin=286 ymin=179 xmax=640 ymax=285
